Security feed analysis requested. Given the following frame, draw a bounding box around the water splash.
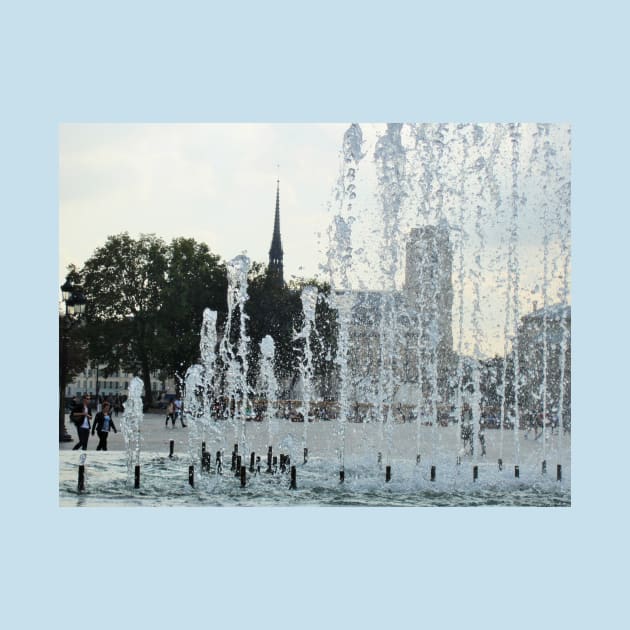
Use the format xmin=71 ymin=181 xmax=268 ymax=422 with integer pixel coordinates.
xmin=260 ymin=335 xmax=279 ymax=450
xmin=218 ymin=255 xmax=251 ymax=453
xmin=295 ymin=285 xmax=318 ymax=456
xmin=322 ymin=122 xmax=570 ymax=478
xmin=199 ymin=308 xmax=218 ymax=446
xmin=333 ymin=291 xmax=354 ymax=474
xmin=184 ymin=364 xmax=204 ymax=464
xmin=119 ymin=376 xmax=144 ymax=485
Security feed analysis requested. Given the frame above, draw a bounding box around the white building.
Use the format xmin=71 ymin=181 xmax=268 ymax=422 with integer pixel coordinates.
xmin=65 ymin=367 xmax=176 ymax=403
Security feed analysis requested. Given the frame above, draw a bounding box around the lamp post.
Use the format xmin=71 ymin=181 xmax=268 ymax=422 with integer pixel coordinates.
xmin=95 ymin=362 xmax=100 ymax=413
xmin=59 ymin=275 xmax=87 ymax=442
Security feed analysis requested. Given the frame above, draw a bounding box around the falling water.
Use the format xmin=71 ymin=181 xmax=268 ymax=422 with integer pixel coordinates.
xmin=184 ymin=364 xmax=204 ymax=464
xmin=119 ymin=376 xmax=144 ymax=484
xmin=454 ymin=126 xmax=469 ymax=463
xmin=260 ymin=335 xmax=279 ymax=451
xmin=374 ymin=123 xmax=407 ymax=469
xmin=199 ymin=308 xmax=217 ymax=449
xmin=324 ymin=123 xmax=365 ymax=291
xmin=509 ymin=123 xmax=523 ymax=467
xmin=334 ymin=291 xmax=353 ymax=476
xmin=555 ymin=127 xmax=572 ymax=470
xmin=219 ymin=255 xmax=251 ymax=454
xmin=541 ymin=202 xmax=550 ymax=462
xmin=296 ymin=285 xmax=318 ymax=457
xmin=321 ymin=122 xmax=570 ymax=480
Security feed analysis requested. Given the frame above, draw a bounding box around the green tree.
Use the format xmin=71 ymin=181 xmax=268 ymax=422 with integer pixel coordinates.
xmin=244 ymin=269 xmax=338 ymax=399
xmin=81 ymin=233 xmax=168 ymax=407
xmin=288 ymin=277 xmax=338 ymax=399
xmin=157 ymin=237 xmax=228 ymax=386
xmin=245 ymin=263 xmax=302 ymax=395
xmin=59 ymin=313 xmax=88 ymax=390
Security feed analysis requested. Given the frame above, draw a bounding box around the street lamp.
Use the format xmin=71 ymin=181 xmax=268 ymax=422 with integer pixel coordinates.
xmin=59 ymin=274 xmax=87 ymax=442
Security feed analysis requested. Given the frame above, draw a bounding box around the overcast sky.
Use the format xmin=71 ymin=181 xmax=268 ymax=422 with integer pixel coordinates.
xmin=59 ymin=123 xmax=347 ymax=285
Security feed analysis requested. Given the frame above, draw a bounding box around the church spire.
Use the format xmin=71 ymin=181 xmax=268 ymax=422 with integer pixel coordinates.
xmin=268 ymin=179 xmax=284 ymax=287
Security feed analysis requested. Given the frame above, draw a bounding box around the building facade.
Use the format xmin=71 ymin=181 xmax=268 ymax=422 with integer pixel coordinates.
xmin=341 ymin=221 xmax=455 ymax=417
xmin=65 ymin=367 xmax=176 ymax=404
xmin=515 ymin=303 xmax=571 ymax=427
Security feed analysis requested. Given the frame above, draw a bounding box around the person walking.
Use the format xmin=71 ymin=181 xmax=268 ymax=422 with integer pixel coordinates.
xmin=165 ymin=400 xmax=175 ymax=427
xmin=174 ymin=395 xmax=186 ymax=427
xmin=71 ymin=394 xmax=92 ymax=451
xmin=113 ymin=394 xmax=122 ymax=416
xmin=478 ymin=422 xmax=487 ymax=457
xmin=92 ymin=401 xmax=118 ymax=451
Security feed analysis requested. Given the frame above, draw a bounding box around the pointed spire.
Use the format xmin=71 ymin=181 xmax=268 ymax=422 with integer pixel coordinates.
xmin=268 ymin=179 xmax=284 ymax=287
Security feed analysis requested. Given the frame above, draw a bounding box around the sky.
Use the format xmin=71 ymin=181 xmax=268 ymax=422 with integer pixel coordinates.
xmin=59 ymin=123 xmax=347 ymax=285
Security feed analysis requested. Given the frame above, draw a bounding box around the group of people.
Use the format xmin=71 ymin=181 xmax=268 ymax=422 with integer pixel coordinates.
xmin=460 ymin=422 xmax=487 ymax=457
xmin=165 ymin=396 xmax=185 ymax=427
xmin=69 ymin=392 xmax=189 ymax=451
xmin=70 ymin=394 xmax=118 ymax=451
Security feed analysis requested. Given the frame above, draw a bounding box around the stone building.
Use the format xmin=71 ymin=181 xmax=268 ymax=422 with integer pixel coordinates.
xmin=515 ymin=303 xmax=571 ymax=427
xmin=340 ymin=220 xmax=455 ymax=418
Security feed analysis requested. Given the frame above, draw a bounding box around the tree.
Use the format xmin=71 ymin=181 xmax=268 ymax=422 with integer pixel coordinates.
xmin=157 ymin=237 xmax=228 ymax=386
xmin=81 ymin=233 xmax=168 ymax=407
xmin=245 ymin=268 xmax=338 ymax=399
xmin=288 ymin=277 xmax=338 ymax=399
xmin=245 ymin=263 xmax=302 ymax=394
xmin=59 ymin=313 xmax=88 ymax=390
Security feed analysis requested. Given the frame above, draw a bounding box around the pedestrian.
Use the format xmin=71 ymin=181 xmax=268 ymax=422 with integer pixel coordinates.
xmin=92 ymin=401 xmax=118 ymax=450
xmin=174 ymin=395 xmax=186 ymax=427
xmin=478 ymin=422 xmax=486 ymax=457
xmin=461 ymin=422 xmax=473 ymax=456
xmin=165 ymin=400 xmax=175 ymax=427
xmin=71 ymin=394 xmax=92 ymax=451
xmin=535 ymin=413 xmax=543 ymax=440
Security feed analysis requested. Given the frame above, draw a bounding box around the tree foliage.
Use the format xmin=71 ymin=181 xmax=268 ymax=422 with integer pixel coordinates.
xmin=245 ymin=263 xmax=302 ymax=394
xmin=81 ymin=233 xmax=167 ymax=405
xmin=80 ymin=233 xmax=228 ymax=405
xmin=288 ymin=277 xmax=338 ymax=399
xmin=157 ymin=237 xmax=228 ymax=384
xmin=59 ymin=313 xmax=88 ymax=390
xmin=245 ymin=270 xmax=338 ymax=398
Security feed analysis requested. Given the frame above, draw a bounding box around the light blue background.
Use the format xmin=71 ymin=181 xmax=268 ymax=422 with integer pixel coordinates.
xmin=2 ymin=0 xmax=627 ymax=628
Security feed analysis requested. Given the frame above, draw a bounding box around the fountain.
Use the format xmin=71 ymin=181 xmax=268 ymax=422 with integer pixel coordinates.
xmin=60 ymin=122 xmax=570 ymax=506
xmin=295 ymin=285 xmax=318 ymax=462
xmin=119 ymin=376 xmax=144 ymax=487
